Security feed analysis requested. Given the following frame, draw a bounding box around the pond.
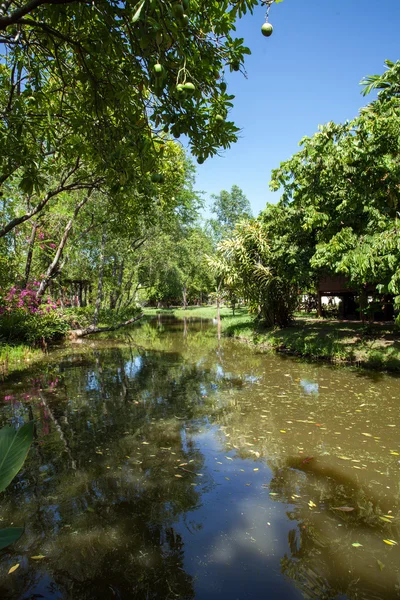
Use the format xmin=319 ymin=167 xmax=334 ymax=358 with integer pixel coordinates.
xmin=0 ymin=317 xmax=400 ymax=599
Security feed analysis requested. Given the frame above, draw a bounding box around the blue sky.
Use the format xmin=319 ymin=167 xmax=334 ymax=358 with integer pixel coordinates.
xmin=195 ymin=0 xmax=400 ymax=217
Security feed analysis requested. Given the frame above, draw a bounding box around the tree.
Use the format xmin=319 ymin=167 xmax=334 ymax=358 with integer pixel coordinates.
xmin=209 ymin=184 xmax=252 ymax=241
xmin=207 ymin=219 xmax=298 ymax=327
xmin=269 ymin=60 xmax=400 ymax=313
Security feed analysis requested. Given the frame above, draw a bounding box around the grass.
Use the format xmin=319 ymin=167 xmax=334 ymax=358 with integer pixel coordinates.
xmin=227 ymin=315 xmax=400 ymax=371
xmin=142 ymin=305 xmax=248 ymax=320
xmin=0 ymin=343 xmax=45 ymax=375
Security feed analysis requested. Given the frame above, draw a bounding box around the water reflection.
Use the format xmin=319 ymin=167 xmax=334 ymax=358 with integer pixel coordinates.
xmin=0 ymin=318 xmax=399 ymax=599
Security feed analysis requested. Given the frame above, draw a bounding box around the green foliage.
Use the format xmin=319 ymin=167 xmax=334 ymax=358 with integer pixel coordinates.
xmin=0 ymin=422 xmax=34 ymax=494
xmin=0 ymin=527 xmax=24 ymax=551
xmin=0 ymin=421 xmax=34 ymax=551
xmin=208 ymin=220 xmax=298 ymax=327
xmin=269 ymin=60 xmax=400 ymax=308
xmin=209 ymin=184 xmax=252 ymax=242
xmin=0 ymin=310 xmax=68 ymax=344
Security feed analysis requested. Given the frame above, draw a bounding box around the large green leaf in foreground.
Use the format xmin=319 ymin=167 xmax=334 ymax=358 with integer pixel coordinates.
xmin=0 ymin=421 xmax=34 ymax=494
xmin=0 ymin=528 xmax=24 ymax=551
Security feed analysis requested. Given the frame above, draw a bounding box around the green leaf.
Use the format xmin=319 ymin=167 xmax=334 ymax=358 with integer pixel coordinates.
xmin=352 ymin=542 xmax=363 ymax=547
xmin=0 ymin=528 xmax=24 ymax=551
xmin=0 ymin=422 xmax=34 ymax=494
xmin=132 ymin=1 xmax=145 ymax=23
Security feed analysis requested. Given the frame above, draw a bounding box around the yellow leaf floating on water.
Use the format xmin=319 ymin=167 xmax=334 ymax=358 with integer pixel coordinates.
xmin=31 ymin=555 xmax=46 ymax=560
xmin=280 ymin=430 xmax=286 ymax=434
xmin=174 ymin=474 xmax=183 ymax=478
xmin=361 ymin=433 xmax=373 ymax=437
xmin=8 ymin=564 xmax=19 ymax=574
xmin=390 ymin=451 xmax=399 ymax=456
xmin=308 ymin=500 xmax=317 ymax=508
xmin=352 ymin=543 xmax=363 ymax=548
xmin=253 ymin=468 xmax=259 ymax=472
xmin=338 ymin=456 xmax=351 ymax=461
xmin=383 ymin=539 xmax=397 ymax=546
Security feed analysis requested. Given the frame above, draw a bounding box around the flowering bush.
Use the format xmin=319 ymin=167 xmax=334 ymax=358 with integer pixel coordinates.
xmin=0 ymin=282 xmax=57 ymax=316
xmin=0 ymin=283 xmax=67 ymax=344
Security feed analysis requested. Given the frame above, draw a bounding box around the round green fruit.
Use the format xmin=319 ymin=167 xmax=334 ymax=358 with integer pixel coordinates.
xmin=261 ymin=22 xmax=273 ymax=37
xmin=151 ymin=173 xmax=161 ymax=183
xmin=182 ymin=14 xmax=189 ymax=26
xmin=197 ymin=156 xmax=205 ymax=164
xmin=153 ymin=63 xmax=163 ymax=76
xmin=220 ymin=81 xmax=227 ymax=93
xmin=158 ymin=174 xmax=165 ymax=184
xmin=215 ymin=114 xmax=224 ymax=124
xmin=176 ymin=83 xmax=185 ymax=94
xmin=183 ymin=82 xmax=195 ymax=94
xmin=172 ymin=4 xmax=184 ymax=18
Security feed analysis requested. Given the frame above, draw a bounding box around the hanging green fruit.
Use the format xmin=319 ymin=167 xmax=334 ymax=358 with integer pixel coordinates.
xmin=261 ymin=23 xmax=273 ymax=37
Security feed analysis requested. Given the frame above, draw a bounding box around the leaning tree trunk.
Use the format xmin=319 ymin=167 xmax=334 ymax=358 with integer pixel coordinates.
xmin=93 ymin=231 xmax=106 ymax=327
xmin=37 ymin=192 xmax=91 ymax=299
xmin=22 ymin=221 xmax=38 ymax=288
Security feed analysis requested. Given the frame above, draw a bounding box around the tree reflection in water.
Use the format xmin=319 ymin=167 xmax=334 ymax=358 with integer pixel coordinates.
xmin=0 ymin=318 xmax=399 ymax=599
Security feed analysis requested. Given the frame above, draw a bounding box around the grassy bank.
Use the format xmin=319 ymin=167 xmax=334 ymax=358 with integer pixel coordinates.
xmin=146 ymin=306 xmax=400 ymax=371
xmin=226 ymin=316 xmax=400 ymax=371
xmin=0 ymin=343 xmax=45 ymax=375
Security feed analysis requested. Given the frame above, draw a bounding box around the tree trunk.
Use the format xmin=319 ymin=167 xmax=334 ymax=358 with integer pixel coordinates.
xmin=22 ymin=221 xmax=38 ymax=288
xmin=93 ymin=231 xmax=106 ymax=327
xmin=37 ymin=192 xmax=91 ymax=299
xmin=317 ymin=291 xmax=323 ymax=318
xmin=70 ymin=313 xmax=144 ymax=338
xmin=183 ymin=283 xmax=187 ymax=310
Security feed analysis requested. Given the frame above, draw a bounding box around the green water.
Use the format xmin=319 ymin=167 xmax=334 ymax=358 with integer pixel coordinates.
xmin=0 ymin=317 xmax=400 ymax=599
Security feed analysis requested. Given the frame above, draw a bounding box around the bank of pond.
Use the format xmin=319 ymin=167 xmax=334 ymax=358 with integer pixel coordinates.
xmin=0 ymin=317 xmax=400 ymax=599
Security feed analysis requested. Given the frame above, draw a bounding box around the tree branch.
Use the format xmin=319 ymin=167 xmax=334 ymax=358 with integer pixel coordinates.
xmin=0 ymin=0 xmax=83 ymax=31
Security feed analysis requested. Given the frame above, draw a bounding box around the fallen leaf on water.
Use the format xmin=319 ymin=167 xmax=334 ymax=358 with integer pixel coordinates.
xmin=253 ymin=468 xmax=259 ymax=472
xmin=352 ymin=543 xmax=363 ymax=548
xmin=332 ymin=506 xmax=354 ymax=512
xmin=8 ymin=564 xmax=19 ymax=574
xmin=225 ymin=457 xmax=233 ymax=461
xmin=379 ymin=516 xmax=393 ymax=523
xmin=383 ymin=539 xmax=397 ymax=546
xmin=308 ymin=500 xmax=317 ymax=508
xmin=86 ymin=507 xmax=95 ymax=513
xmin=31 ymin=555 xmax=46 ymax=560
xmin=361 ymin=433 xmax=373 ymax=437
xmin=269 ymin=492 xmax=278 ymax=496
xmin=338 ymin=456 xmax=351 ymax=461
xmin=280 ymin=430 xmax=287 ymax=434
xmin=174 ymin=474 xmax=183 ymax=478
xmin=377 ymin=560 xmax=385 ymax=571
xmin=384 ymin=515 xmax=395 ymax=519
xmin=142 ymin=442 xmax=149 ymax=445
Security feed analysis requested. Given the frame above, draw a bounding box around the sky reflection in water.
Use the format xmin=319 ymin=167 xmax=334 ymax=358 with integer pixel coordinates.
xmin=0 ymin=317 xmax=399 ymax=599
